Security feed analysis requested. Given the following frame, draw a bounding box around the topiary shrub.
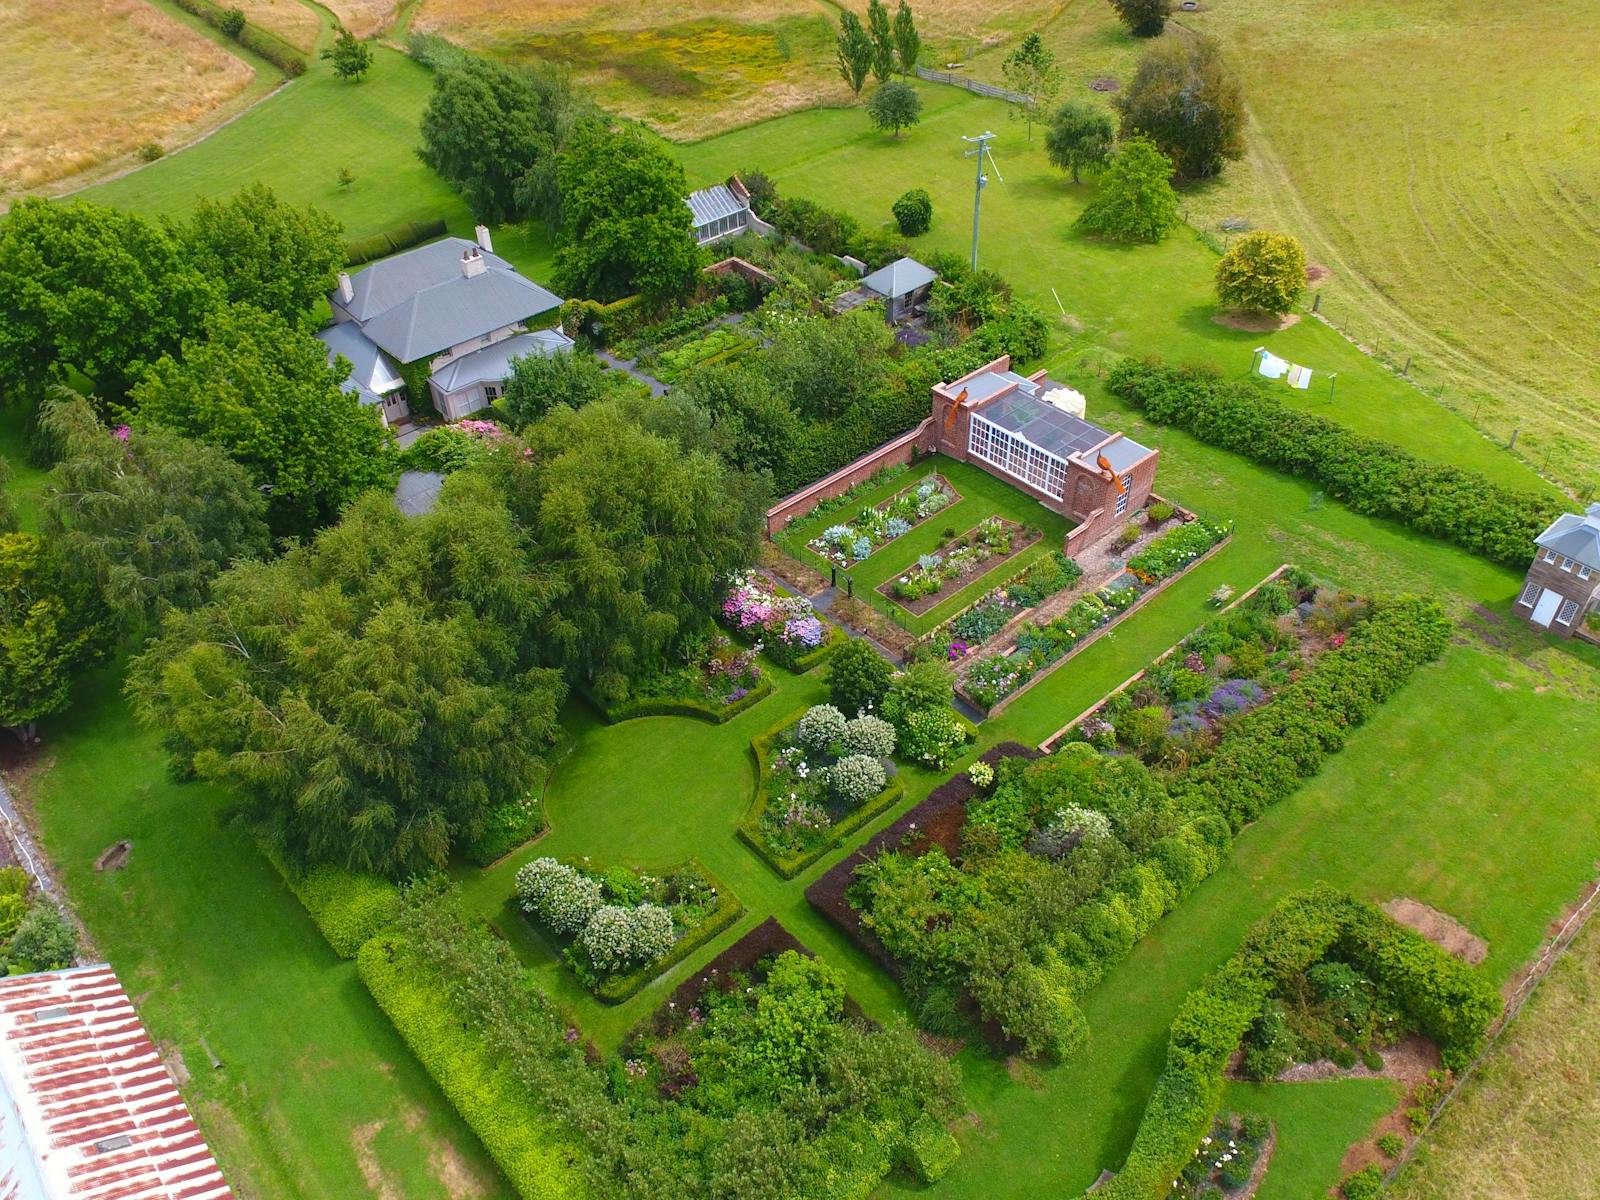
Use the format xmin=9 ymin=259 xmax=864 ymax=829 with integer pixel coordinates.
xmin=841 ymin=714 xmax=897 ymax=758
xmin=897 ymin=1112 xmax=959 ymax=1183
xmin=828 ymin=754 xmax=888 ymax=804
xmin=827 ymin=636 xmax=894 ymax=716
xmin=796 ymin=703 xmax=848 ymax=751
xmin=892 ymin=187 xmax=933 ymax=236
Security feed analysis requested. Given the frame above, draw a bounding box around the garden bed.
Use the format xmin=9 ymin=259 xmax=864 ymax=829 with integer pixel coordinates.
xmin=915 ymin=551 xmax=1084 ymax=664
xmin=878 ymin=518 xmax=1040 ymax=615
xmin=721 ymin=571 xmax=843 ymax=673
xmin=513 ymin=856 xmax=744 ymax=1004
xmin=807 ymin=472 xmax=960 ymax=568
xmin=647 ymin=325 xmax=760 ymax=383
xmin=583 ymin=633 xmax=773 ymax=724
xmin=740 ymin=704 xmax=907 ymax=880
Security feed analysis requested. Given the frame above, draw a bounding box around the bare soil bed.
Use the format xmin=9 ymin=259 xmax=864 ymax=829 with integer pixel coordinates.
xmin=1383 ymin=898 xmax=1489 ymax=965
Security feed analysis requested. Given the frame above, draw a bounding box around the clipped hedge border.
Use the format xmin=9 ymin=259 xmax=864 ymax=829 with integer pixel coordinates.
xmin=739 ymin=707 xmax=907 ymax=880
xmin=1107 ymin=359 xmax=1563 ymax=568
xmin=591 ymin=858 xmax=745 ymax=1004
xmin=262 ymin=846 xmax=399 ymax=959
xmin=169 ymin=0 xmax=309 ymax=75
xmin=584 ymin=673 xmax=774 ymax=725
xmin=1092 ymin=886 xmax=1501 ymax=1200
xmin=357 ymin=937 xmax=586 ymax=1200
xmin=345 ymin=218 xmax=449 ymax=267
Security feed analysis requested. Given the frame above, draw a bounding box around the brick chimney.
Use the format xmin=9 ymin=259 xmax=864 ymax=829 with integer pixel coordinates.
xmin=461 ymin=247 xmax=486 ymax=278
xmin=336 ymin=271 xmax=354 ymax=304
xmin=474 ymin=224 xmax=493 ymax=253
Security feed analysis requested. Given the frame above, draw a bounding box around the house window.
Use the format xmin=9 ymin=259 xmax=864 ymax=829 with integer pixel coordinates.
xmin=1560 ymin=556 xmax=1575 ymax=571
xmin=1557 ymin=598 xmax=1580 ymax=625
xmin=1517 ymin=580 xmax=1541 ymax=607
xmin=1545 ymin=548 xmax=1560 ymax=562
xmin=1114 ymin=474 xmax=1134 ymax=516
xmin=1579 ymin=564 xmax=1593 ymax=580
xmin=483 ymin=384 xmax=501 ymax=401
xmin=968 ymin=414 xmax=1068 ymax=499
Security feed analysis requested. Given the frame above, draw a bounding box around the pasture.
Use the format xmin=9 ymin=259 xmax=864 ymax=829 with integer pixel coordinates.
xmin=0 ymin=0 xmax=256 ymax=193
xmin=233 ymin=0 xmax=322 ymax=51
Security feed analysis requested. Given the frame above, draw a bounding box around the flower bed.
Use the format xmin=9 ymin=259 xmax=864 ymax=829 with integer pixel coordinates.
xmin=720 ymin=571 xmax=842 ymax=671
xmin=595 ymin=632 xmax=773 ymax=723
xmin=1167 ymin=1113 xmax=1272 ymax=1200
xmin=648 ymin=326 xmax=759 ymax=382
xmin=514 ymin=856 xmax=743 ymax=1003
xmin=879 ymin=517 xmax=1040 ymax=614
xmin=918 ymin=551 xmax=1083 ymax=662
xmin=740 ymin=704 xmax=907 ymax=879
xmin=807 ymin=472 xmax=959 ymax=567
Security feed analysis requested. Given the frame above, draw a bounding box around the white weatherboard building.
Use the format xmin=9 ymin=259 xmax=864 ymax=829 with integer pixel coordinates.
xmin=0 ymin=964 xmax=233 ymax=1200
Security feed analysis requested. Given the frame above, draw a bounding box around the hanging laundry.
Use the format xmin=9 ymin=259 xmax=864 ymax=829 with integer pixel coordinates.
xmin=1256 ymin=349 xmax=1290 ymax=380
xmin=1287 ymin=364 xmax=1313 ymax=389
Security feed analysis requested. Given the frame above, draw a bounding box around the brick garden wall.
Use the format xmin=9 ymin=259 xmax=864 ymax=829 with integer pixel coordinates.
xmin=764 ymin=418 xmax=937 ymax=535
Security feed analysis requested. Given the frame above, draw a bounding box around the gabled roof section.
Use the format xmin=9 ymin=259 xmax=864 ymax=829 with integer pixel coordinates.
xmin=0 ymin=964 xmax=234 ymax=1200
xmin=1535 ymin=504 xmax=1600 ymax=571
xmin=341 ymin=238 xmax=563 ymax=363
xmin=316 ymin=322 xmax=404 ymax=406
xmin=429 ymin=328 xmax=575 ymax=394
xmin=861 ymin=256 xmax=937 ymax=300
xmin=685 ymin=184 xmax=747 ymax=228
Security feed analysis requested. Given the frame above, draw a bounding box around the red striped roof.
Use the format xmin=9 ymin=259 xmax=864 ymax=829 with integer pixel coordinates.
xmin=0 ymin=965 xmax=233 ymax=1200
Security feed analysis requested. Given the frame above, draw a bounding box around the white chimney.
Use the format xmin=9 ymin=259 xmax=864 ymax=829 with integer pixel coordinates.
xmin=337 ymin=271 xmax=354 ymax=304
xmin=474 ymin=224 xmax=493 ymax=253
xmin=461 ymin=247 xmax=486 ymax=278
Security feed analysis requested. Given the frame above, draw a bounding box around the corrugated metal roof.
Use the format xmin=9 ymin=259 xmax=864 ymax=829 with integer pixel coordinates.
xmin=685 ymin=185 xmax=747 ymax=229
xmin=341 ymin=238 xmax=563 ymax=363
xmin=0 ymin=965 xmax=234 ymax=1200
xmin=860 ymin=256 xmax=937 ymax=300
xmin=429 ymin=328 xmax=575 ymax=394
xmin=1535 ymin=505 xmax=1600 ymax=570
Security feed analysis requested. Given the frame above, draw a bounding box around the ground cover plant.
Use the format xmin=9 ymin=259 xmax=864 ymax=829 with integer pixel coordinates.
xmin=917 ymin=550 xmax=1083 ymax=662
xmin=514 ymin=856 xmax=740 ymax=1001
xmin=882 ymin=515 xmax=1035 ymax=609
xmin=808 ymin=471 xmax=957 ymax=568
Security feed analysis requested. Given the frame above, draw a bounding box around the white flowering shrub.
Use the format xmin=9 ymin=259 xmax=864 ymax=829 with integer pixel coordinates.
xmin=1054 ymin=804 xmax=1112 ymax=844
xmin=515 ymin=857 xmax=603 ymax=935
xmin=796 ymin=704 xmax=847 ymax=751
xmin=841 ymin=714 xmax=897 ymax=759
xmin=630 ymin=903 xmax=676 ymax=962
xmin=578 ymin=903 xmax=677 ymax=974
xmin=828 ymin=754 xmax=887 ymax=805
xmin=967 ymin=760 xmax=995 ymax=789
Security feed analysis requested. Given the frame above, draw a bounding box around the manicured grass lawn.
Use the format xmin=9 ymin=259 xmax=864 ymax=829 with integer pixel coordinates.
xmin=0 ymin=409 xmax=47 ymax=531
xmin=1223 ymin=1079 xmax=1401 ymax=1200
xmin=776 ymin=456 xmax=1072 ymax=636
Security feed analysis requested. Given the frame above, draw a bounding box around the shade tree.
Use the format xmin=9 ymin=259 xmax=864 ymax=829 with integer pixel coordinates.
xmin=836 ymin=12 xmax=873 ymax=96
xmin=866 ymin=0 xmax=895 ymax=83
xmin=1074 ymin=136 xmax=1181 ymax=243
xmin=322 ymin=28 xmax=372 ymax=80
xmin=1046 ymin=99 xmax=1115 ymax=183
xmin=1115 ymin=36 xmax=1244 ymax=179
xmin=867 ymin=81 xmax=924 ymax=138
xmin=186 ymin=183 xmax=345 ymax=328
xmin=1215 ymin=231 xmax=1307 ymax=316
xmin=1108 ymin=0 xmax=1171 ymax=36
xmin=893 ymin=0 xmax=920 ymax=75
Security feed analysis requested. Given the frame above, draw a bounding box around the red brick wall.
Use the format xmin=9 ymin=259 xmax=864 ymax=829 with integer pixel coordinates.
xmin=764 ymin=419 xmax=935 ymax=535
xmin=1064 ymin=451 xmax=1160 ymax=555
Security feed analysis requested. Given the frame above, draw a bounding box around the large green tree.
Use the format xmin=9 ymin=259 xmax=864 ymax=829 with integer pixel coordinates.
xmin=0 ymin=458 xmax=16 ymax=534
xmin=836 ymin=11 xmax=873 ymax=97
xmin=1075 ymin=136 xmax=1181 ymax=243
xmin=488 ymin=395 xmax=765 ymax=700
xmin=1108 ymin=0 xmax=1170 ymax=36
xmin=127 ymin=475 xmax=566 ymax=875
xmin=892 ymin=0 xmax=920 ymax=75
xmin=186 ymin=184 xmax=345 ymax=328
xmin=1045 ymin=99 xmax=1115 ymax=183
xmin=322 ymin=28 xmax=373 ymax=81
xmin=676 ymin=364 xmax=799 ymax=481
xmin=0 ymin=199 xmax=217 ymax=403
xmin=1001 ymin=33 xmax=1062 ymax=142
xmin=501 ymin=345 xmax=627 ymax=427
xmin=40 ymin=390 xmax=270 ymax=625
xmin=131 ymin=305 xmax=397 ymax=536
xmin=764 ymin=309 xmax=894 ymax=421
xmin=0 ymin=530 xmax=112 ymax=742
xmin=866 ymin=0 xmax=895 ymax=83
xmin=551 ymin=124 xmax=701 ymax=303
xmin=1215 ymin=231 xmax=1307 ymax=315
xmin=1115 ymin=36 xmax=1244 ymax=179
xmin=867 ymin=80 xmax=924 ymax=138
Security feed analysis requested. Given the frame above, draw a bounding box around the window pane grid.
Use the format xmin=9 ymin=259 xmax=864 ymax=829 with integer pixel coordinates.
xmin=968 ymin=415 xmax=1067 ymax=499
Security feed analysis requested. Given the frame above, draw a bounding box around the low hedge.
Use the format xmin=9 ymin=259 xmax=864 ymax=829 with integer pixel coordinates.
xmin=169 ymin=0 xmax=308 ymax=75
xmin=1094 ymin=886 xmax=1500 ymax=1200
xmin=589 ymin=673 xmax=774 ymax=725
xmin=263 ymin=848 xmax=398 ymax=958
xmin=1177 ymin=595 xmax=1452 ymax=830
xmin=357 ymin=937 xmax=586 ymax=1199
xmin=1106 ymin=359 xmax=1563 ymax=568
xmin=740 ymin=708 xmax=907 ymax=879
xmin=463 ymin=797 xmax=546 ymax=868
xmin=593 ymin=859 xmax=745 ymax=1004
xmin=345 ymin=218 xmax=449 ymax=267
xmin=898 ymin=1113 xmax=961 ymax=1184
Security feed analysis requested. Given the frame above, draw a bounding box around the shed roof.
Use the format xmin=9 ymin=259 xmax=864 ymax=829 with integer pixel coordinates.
xmin=1535 ymin=503 xmax=1600 ymax=571
xmin=429 ymin=328 xmax=575 ymax=394
xmin=341 ymin=238 xmax=562 ymax=363
xmin=316 ymin=322 xmax=404 ymax=407
xmin=394 ymin=470 xmax=445 ymax=517
xmin=0 ymin=965 xmax=233 ymax=1200
xmin=860 ymin=256 xmax=937 ymax=300
xmin=685 ymin=184 xmax=748 ymax=229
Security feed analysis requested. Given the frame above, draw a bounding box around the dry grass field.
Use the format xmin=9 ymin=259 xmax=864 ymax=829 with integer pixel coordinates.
xmin=0 ymin=0 xmax=255 ymax=191
xmin=234 ymin=0 xmax=321 ymax=51
xmin=1389 ymin=912 xmax=1600 ymax=1200
xmin=325 ymin=0 xmax=401 ymax=38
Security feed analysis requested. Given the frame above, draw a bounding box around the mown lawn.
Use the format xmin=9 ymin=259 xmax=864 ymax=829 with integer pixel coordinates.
xmin=0 ymin=411 xmax=47 ymax=531
xmin=1224 ymin=1079 xmax=1401 ymax=1200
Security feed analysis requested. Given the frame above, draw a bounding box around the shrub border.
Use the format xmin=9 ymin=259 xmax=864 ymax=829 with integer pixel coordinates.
xmin=169 ymin=0 xmax=310 ymax=74
xmin=583 ymin=673 xmax=775 ymax=725
xmin=592 ymin=858 xmax=746 ymax=1004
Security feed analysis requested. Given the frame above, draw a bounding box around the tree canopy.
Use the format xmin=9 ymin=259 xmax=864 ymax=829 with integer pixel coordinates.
xmin=836 ymin=12 xmax=873 ymax=96
xmin=131 ymin=304 xmax=397 ymax=536
xmin=1215 ymin=231 xmax=1307 ymax=315
xmin=1107 ymin=0 xmax=1171 ymax=37
xmin=893 ymin=0 xmax=920 ymax=75
xmin=1045 ymin=100 xmax=1115 ymax=183
xmin=867 ymin=81 xmax=924 ymax=138
xmin=322 ymin=29 xmax=372 ymax=81
xmin=1074 ymin=136 xmax=1181 ymax=243
xmin=866 ymin=0 xmax=895 ymax=83
xmin=187 ymin=184 xmax=345 ymax=328
xmin=1001 ymin=33 xmax=1062 ymax=142
xmin=127 ymin=475 xmax=567 ymax=876
xmin=552 ymin=124 xmax=701 ymax=303
xmin=0 ymin=530 xmax=112 ymax=740
xmin=1115 ymin=36 xmax=1244 ymax=179
xmin=40 ymin=390 xmax=270 ymax=624
xmin=501 ymin=345 xmax=630 ymax=427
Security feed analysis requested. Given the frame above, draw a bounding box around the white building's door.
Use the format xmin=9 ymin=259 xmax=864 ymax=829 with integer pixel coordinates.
xmin=1530 ymin=588 xmax=1562 ymax=627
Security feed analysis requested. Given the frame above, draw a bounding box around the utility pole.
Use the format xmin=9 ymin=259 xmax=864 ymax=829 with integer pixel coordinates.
xmin=962 ymin=131 xmax=997 ymax=272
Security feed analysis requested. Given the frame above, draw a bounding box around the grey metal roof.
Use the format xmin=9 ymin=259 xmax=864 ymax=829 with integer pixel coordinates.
xmin=685 ymin=184 xmax=747 ymax=229
xmin=429 ymin=328 xmax=575 ymax=394
xmin=1535 ymin=504 xmax=1600 ymax=570
xmin=978 ymin=387 xmax=1115 ymax=461
xmin=342 ymin=238 xmax=562 ymax=363
xmin=1095 ymin=433 xmax=1154 ymax=474
xmin=317 ymin=322 xmax=405 ymax=407
xmin=860 ymin=256 xmax=937 ymax=300
xmin=961 ymin=368 xmax=1035 ymax=406
xmin=394 ymin=470 xmax=444 ymax=516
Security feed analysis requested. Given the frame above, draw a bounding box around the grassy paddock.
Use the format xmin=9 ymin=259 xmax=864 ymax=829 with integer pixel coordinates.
xmin=234 ymin=0 xmax=322 ymax=52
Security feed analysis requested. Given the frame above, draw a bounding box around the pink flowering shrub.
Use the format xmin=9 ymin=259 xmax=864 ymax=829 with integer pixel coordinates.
xmin=721 ymin=572 xmax=828 ymax=669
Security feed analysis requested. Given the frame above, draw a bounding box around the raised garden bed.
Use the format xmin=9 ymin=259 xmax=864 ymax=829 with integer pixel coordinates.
xmin=740 ymin=704 xmax=906 ymax=880
xmin=807 ymin=472 xmax=959 ymax=568
xmin=879 ymin=517 xmax=1040 ymax=614
xmin=513 ymin=856 xmax=743 ymax=1004
xmin=917 ymin=551 xmax=1084 ymax=663
xmin=648 ymin=325 xmax=759 ymax=382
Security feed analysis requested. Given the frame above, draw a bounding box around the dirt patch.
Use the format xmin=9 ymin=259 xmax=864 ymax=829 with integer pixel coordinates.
xmin=916 ymin=1031 xmax=966 ymax=1058
xmin=427 ymin=1136 xmax=493 ymax=1200
xmin=350 ymin=1122 xmax=403 ymax=1200
xmin=157 ymin=1041 xmax=191 ymax=1086
xmin=1212 ymin=311 xmax=1303 ymax=333
xmin=1004 ymin=1056 xmax=1045 ymax=1089
xmin=1384 ymin=898 xmax=1489 ymax=965
xmin=1276 ymin=1032 xmax=1441 ymax=1086
xmin=1305 ymin=263 xmax=1332 ymax=286
xmin=1089 ymin=76 xmax=1119 ymax=92
xmin=94 ymin=840 xmax=131 ymax=872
